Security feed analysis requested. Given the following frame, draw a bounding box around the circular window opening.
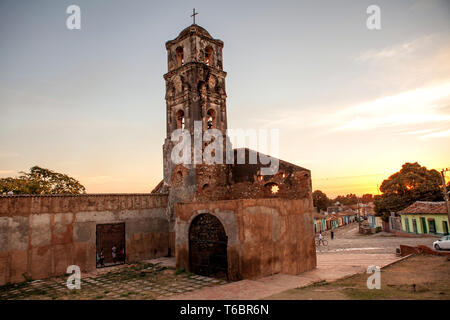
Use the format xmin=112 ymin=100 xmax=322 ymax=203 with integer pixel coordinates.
xmin=264 ymin=182 xmax=279 ymax=195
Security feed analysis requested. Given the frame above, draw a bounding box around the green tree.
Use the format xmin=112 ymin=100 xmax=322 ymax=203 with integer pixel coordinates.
xmin=334 ymin=193 xmax=358 ymax=205
xmin=313 ymin=190 xmax=331 ymax=212
xmin=361 ymin=193 xmax=374 ymax=204
xmin=0 ymin=166 xmax=86 ymax=195
xmin=374 ymin=162 xmax=444 ymax=220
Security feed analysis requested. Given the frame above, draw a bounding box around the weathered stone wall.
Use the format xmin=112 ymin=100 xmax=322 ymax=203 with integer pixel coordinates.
xmin=174 ymin=197 xmax=317 ymax=281
xmin=0 ymin=194 xmax=170 ymax=285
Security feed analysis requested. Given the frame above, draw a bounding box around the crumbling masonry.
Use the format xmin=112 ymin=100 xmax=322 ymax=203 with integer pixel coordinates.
xmin=0 ymin=24 xmax=316 ymax=285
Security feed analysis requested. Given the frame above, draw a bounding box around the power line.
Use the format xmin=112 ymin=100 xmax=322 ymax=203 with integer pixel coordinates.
xmin=313 ymin=172 xmax=388 ymax=181
xmin=313 ymin=167 xmax=448 ymax=182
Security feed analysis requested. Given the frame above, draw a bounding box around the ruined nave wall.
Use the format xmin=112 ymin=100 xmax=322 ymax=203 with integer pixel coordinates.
xmin=0 ymin=194 xmax=170 ymax=285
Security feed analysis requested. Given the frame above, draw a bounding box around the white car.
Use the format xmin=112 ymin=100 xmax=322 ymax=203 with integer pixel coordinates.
xmin=433 ymin=235 xmax=450 ymax=250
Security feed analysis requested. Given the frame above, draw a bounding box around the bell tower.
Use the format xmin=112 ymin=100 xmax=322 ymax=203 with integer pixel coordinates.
xmin=162 ymin=24 xmax=228 ymax=188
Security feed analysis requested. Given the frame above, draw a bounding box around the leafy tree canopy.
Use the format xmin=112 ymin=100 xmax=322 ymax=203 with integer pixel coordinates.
xmin=361 ymin=193 xmax=374 ymax=204
xmin=374 ymin=162 xmax=444 ymax=218
xmin=313 ymin=190 xmax=332 ymax=212
xmin=0 ymin=166 xmax=86 ymax=195
xmin=333 ymin=193 xmax=359 ymax=205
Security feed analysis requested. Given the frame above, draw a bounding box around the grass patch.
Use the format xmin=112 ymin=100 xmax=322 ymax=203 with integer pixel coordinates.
xmin=175 ymin=267 xmax=185 ymax=275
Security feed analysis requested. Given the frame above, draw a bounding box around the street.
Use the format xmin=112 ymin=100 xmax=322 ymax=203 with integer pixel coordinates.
xmin=316 ymin=222 xmax=437 ymax=254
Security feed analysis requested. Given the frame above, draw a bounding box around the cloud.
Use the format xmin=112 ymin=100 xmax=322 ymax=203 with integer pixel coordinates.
xmin=355 ymin=35 xmax=436 ymax=62
xmin=255 ymin=81 xmax=450 ymax=137
xmin=326 ymin=81 xmax=450 ymax=132
xmin=419 ymin=128 xmax=450 ymax=140
xmin=354 ymin=34 xmax=450 ymax=92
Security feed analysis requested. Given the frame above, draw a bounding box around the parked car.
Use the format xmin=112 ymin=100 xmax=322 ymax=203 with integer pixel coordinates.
xmin=433 ymin=235 xmax=450 ymax=250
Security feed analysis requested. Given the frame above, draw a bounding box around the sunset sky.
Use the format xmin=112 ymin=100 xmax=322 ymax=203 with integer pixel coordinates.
xmin=1 ymin=0 xmax=449 ymax=197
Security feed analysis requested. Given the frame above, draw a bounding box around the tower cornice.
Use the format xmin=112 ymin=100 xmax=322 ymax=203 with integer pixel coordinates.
xmin=163 ymin=62 xmax=227 ymax=80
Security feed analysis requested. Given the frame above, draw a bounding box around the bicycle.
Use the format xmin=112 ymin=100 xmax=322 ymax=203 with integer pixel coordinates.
xmin=316 ymin=238 xmax=328 ymax=247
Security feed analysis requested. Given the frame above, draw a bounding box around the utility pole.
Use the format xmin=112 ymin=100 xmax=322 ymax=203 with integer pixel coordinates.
xmin=357 ymin=199 xmax=361 ymax=232
xmin=441 ymin=168 xmax=450 ymax=226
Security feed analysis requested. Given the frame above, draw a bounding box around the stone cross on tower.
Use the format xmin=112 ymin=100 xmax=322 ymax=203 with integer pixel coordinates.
xmin=191 ymin=8 xmax=198 ymax=24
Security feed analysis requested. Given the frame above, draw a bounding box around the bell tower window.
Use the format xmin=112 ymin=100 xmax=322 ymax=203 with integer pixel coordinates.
xmin=206 ymin=109 xmax=216 ymax=129
xmin=204 ymin=46 xmax=213 ymax=66
xmin=176 ymin=47 xmax=184 ymax=67
xmin=176 ymin=109 xmax=185 ymax=129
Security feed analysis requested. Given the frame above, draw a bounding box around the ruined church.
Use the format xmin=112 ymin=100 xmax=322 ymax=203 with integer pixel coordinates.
xmin=0 ymin=24 xmax=316 ymax=285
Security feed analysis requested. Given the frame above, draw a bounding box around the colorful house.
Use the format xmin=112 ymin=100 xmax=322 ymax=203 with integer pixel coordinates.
xmin=368 ymin=214 xmax=383 ymax=229
xmin=398 ymin=201 xmax=449 ymax=236
xmin=329 ymin=214 xmax=339 ymax=229
xmin=339 ymin=211 xmax=357 ymax=225
xmin=313 ymin=213 xmax=327 ymax=233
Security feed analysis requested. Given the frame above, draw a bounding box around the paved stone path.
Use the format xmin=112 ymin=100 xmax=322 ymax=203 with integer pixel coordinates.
xmin=166 ymin=224 xmax=437 ymax=300
xmin=164 ymin=253 xmax=398 ymax=300
xmin=0 ymin=261 xmax=226 ymax=300
xmin=316 ymin=223 xmax=437 ymax=254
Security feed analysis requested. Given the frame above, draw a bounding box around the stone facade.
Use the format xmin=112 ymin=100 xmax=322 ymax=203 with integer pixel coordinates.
xmin=0 ymin=23 xmax=317 ymax=285
xmin=174 ymin=198 xmax=316 ymax=280
xmin=158 ymin=25 xmax=317 ymax=281
xmin=0 ymin=194 xmax=171 ymax=285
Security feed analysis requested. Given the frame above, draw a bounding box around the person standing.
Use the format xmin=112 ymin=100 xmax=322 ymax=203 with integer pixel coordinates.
xmin=99 ymin=248 xmax=105 ymax=267
xmin=119 ymin=247 xmax=125 ymax=262
xmin=331 ymin=230 xmax=334 ymax=240
xmin=112 ymin=245 xmax=117 ymax=263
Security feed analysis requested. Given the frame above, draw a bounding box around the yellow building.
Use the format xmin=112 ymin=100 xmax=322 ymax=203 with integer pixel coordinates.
xmin=398 ymin=201 xmax=449 ymax=235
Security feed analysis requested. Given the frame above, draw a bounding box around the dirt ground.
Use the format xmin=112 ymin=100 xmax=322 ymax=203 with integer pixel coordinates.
xmin=266 ymin=255 xmax=450 ymax=300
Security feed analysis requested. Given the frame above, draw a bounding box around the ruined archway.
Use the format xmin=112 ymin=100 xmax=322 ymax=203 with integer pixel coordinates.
xmin=189 ymin=213 xmax=228 ymax=279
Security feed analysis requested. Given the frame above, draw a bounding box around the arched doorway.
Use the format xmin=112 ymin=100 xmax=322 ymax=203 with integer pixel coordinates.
xmin=189 ymin=213 xmax=228 ymax=279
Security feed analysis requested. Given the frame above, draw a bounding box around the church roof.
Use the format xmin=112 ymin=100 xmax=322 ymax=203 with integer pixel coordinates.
xmin=166 ymin=24 xmax=223 ymax=49
xmin=178 ymin=24 xmax=212 ymax=39
xmin=230 ymin=148 xmax=310 ymax=183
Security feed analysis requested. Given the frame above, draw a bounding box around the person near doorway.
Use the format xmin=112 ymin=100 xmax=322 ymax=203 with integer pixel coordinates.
xmin=98 ymin=248 xmax=105 ymax=267
xmin=331 ymin=230 xmax=334 ymax=240
xmin=119 ymin=247 xmax=125 ymax=262
xmin=112 ymin=245 xmax=117 ymax=263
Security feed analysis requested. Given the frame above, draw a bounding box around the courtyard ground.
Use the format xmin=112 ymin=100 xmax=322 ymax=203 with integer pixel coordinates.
xmin=167 ymin=223 xmax=441 ymax=300
xmin=0 ymin=258 xmax=226 ymax=300
xmin=0 ymin=223 xmax=444 ymax=300
xmin=266 ymin=254 xmax=450 ymax=300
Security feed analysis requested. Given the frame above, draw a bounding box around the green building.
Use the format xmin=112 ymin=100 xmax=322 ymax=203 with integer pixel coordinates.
xmin=398 ymin=201 xmax=449 ymax=236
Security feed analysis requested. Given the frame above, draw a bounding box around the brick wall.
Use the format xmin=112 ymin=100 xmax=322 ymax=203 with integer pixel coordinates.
xmin=174 ymin=197 xmax=317 ymax=280
xmin=0 ymin=194 xmax=170 ymax=285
